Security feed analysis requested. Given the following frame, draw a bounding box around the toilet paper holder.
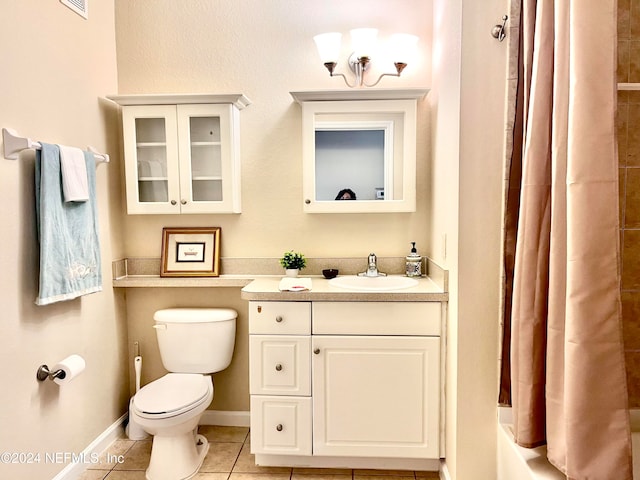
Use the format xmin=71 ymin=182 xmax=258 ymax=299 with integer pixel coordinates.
xmin=36 ymin=364 xmax=66 ymax=382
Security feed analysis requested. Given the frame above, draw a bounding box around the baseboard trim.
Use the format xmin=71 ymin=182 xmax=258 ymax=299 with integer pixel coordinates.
xmin=440 ymin=460 xmax=451 ymax=480
xmin=201 ymin=410 xmax=250 ymax=427
xmin=51 ymin=412 xmax=127 ymax=480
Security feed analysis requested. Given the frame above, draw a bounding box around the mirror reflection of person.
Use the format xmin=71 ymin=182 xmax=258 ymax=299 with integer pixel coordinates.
xmin=335 ymin=188 xmax=356 ymax=200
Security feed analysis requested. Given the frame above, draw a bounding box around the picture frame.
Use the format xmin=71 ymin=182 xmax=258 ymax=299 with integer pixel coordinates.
xmin=160 ymin=227 xmax=221 ymax=277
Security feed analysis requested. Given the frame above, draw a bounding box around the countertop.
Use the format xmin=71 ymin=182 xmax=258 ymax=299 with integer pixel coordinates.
xmin=240 ymin=275 xmax=448 ymax=302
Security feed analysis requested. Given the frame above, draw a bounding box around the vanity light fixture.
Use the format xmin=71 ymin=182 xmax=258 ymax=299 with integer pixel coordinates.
xmin=313 ymin=28 xmax=418 ymax=88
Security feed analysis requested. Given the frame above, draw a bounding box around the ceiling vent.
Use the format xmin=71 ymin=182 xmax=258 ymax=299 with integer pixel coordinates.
xmin=60 ymin=0 xmax=88 ymax=19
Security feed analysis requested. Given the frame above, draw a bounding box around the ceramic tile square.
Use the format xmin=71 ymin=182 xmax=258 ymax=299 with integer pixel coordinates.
xmin=623 ymin=230 xmax=640 ymax=289
xmin=622 ymin=291 xmax=640 ymax=350
xmin=291 ymin=474 xmax=352 ymax=480
xmin=618 ymin=103 xmax=629 ymax=166
xmin=626 ymin=105 xmax=640 ymax=166
xmin=353 ymin=470 xmax=414 ymax=476
xmin=229 ymin=474 xmax=290 ymax=480
xmin=193 ymin=473 xmax=233 ymax=480
xmin=293 ymin=467 xmax=353 ymax=475
xmin=78 ymin=470 xmax=108 ymax=480
xmin=621 ymin=168 xmax=628 ymax=221
xmin=199 ymin=442 xmax=243 ymax=472
xmin=629 ymin=41 xmax=640 ymax=83
xmin=199 ymin=425 xmax=249 ymax=443
xmin=112 ymin=440 xmax=152 ymax=471
xmin=620 ymin=0 xmax=632 ymax=38
xmin=354 ymin=476 xmax=415 ymax=480
xmin=625 ymin=351 xmax=640 ymax=408
xmin=415 ymin=471 xmax=440 ymax=479
xmin=619 ymin=39 xmax=631 ymax=83
xmin=103 ymin=471 xmax=147 ymax=480
xmin=631 ymin=0 xmax=640 ymax=38
xmin=625 ymin=169 xmax=640 ymax=227
xmin=88 ymin=438 xmax=136 ymax=470
xmin=232 ymin=444 xmax=292 ymax=474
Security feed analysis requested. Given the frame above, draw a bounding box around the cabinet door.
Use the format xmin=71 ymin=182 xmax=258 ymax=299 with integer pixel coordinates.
xmin=250 ymin=396 xmax=312 ymax=456
xmin=122 ymin=105 xmax=181 ymax=214
xmin=250 ymin=335 xmax=311 ymax=396
xmin=177 ymin=104 xmax=240 ymax=213
xmin=312 ymin=335 xmax=440 ymax=459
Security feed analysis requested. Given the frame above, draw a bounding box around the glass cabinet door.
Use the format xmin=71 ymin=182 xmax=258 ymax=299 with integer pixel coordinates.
xmin=177 ymin=104 xmax=237 ymax=213
xmin=188 ymin=115 xmax=222 ymax=201
xmin=122 ymin=105 xmax=180 ymax=214
xmin=135 ymin=117 xmax=169 ymax=203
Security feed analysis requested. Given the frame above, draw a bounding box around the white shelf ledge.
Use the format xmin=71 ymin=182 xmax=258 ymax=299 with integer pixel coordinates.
xmin=106 ymin=93 xmax=252 ymax=110
xmin=290 ymin=88 xmax=429 ymax=103
xmin=618 ymin=83 xmax=640 ymax=90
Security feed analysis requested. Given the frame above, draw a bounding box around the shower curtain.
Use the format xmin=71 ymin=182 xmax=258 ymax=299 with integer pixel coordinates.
xmin=503 ymin=0 xmax=633 ymax=478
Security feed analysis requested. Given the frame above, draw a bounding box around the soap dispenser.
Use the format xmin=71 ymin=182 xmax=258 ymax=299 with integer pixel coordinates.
xmin=405 ymin=242 xmax=422 ymax=277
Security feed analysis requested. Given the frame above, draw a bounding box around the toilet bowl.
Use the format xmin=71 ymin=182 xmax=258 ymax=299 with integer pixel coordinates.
xmin=132 ymin=374 xmax=214 ymax=479
xmin=132 ymin=308 xmax=237 ymax=480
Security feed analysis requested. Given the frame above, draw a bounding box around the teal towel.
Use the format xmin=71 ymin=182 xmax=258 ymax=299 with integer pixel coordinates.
xmin=35 ymin=143 xmax=102 ymax=305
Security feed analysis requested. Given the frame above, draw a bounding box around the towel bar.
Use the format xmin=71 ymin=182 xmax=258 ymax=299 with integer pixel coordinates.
xmin=2 ymin=127 xmax=110 ymax=163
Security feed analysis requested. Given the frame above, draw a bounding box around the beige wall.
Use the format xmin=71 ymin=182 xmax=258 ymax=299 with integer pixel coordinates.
xmin=0 ymin=2 xmax=128 ymax=480
xmin=113 ymin=0 xmax=433 ymax=259
xmin=113 ymin=0 xmax=434 ymax=417
xmin=125 ymin=288 xmax=250 ymax=411
xmin=430 ymin=0 xmax=507 ymax=478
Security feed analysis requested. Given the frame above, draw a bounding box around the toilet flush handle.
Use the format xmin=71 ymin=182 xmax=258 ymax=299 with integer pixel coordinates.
xmin=153 ymin=324 xmax=167 ymax=330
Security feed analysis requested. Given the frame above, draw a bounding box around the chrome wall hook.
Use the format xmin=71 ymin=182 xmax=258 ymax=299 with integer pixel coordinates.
xmin=491 ymin=15 xmax=508 ymax=42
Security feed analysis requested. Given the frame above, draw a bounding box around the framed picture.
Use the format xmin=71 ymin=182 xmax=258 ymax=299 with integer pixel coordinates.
xmin=160 ymin=227 xmax=221 ymax=277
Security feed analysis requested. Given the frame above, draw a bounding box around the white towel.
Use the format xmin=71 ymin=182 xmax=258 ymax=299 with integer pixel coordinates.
xmin=278 ymin=277 xmax=312 ymax=291
xmin=58 ymin=144 xmax=89 ymax=202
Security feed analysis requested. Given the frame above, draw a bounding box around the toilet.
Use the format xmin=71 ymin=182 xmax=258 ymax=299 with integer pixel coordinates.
xmin=131 ymin=308 xmax=237 ymax=480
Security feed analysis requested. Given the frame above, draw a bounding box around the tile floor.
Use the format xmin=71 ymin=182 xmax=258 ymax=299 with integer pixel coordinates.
xmin=79 ymin=426 xmax=440 ymax=480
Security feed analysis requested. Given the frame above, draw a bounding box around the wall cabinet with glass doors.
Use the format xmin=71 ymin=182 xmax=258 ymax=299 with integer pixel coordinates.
xmin=107 ymin=94 xmax=250 ymax=214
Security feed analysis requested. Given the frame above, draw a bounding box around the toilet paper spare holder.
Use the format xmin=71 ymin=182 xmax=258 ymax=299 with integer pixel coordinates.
xmin=36 ymin=364 xmax=66 ymax=382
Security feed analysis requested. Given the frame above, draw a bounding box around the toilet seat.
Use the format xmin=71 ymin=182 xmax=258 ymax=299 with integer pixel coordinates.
xmin=133 ymin=373 xmax=212 ymax=419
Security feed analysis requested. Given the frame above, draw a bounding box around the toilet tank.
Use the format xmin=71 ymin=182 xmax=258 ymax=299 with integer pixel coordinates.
xmin=153 ymin=308 xmax=237 ymax=374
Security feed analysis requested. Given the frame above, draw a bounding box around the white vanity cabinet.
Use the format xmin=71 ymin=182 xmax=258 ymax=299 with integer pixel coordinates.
xmin=249 ymin=299 xmax=442 ymax=465
xmin=107 ymin=94 xmax=250 ymax=214
xmin=249 ymin=301 xmax=313 ymax=456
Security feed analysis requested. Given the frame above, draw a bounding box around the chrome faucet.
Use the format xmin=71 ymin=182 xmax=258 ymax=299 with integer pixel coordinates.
xmin=358 ymin=253 xmax=387 ymax=277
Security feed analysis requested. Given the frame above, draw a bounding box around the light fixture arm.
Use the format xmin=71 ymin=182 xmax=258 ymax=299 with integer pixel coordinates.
xmin=362 ymin=62 xmax=408 ymax=87
xmin=322 ymin=54 xmax=410 ymax=89
xmin=322 ymin=62 xmax=357 ymax=88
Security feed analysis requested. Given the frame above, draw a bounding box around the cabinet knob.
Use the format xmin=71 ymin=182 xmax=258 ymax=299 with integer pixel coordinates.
xmin=314 ymin=348 xmax=320 ymax=355
xmin=181 ymin=199 xmax=187 ymax=205
xmin=275 ymin=364 xmax=283 ymax=371
xmin=305 ymin=199 xmax=311 ymax=204
xmin=275 ymin=315 xmax=283 ymax=323
xmin=171 ymin=200 xmax=177 ymax=205
xmin=276 ymin=424 xmax=283 ymax=432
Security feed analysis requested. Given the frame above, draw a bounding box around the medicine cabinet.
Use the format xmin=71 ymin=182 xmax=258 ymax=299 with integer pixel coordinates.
xmin=107 ymin=93 xmax=250 ymax=215
xmin=291 ymin=89 xmax=428 ymax=213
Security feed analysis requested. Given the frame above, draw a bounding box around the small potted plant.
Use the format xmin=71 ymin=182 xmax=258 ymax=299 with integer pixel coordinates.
xmin=280 ymin=250 xmax=306 ymax=277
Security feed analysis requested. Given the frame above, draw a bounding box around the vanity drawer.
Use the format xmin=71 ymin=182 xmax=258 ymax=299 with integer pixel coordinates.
xmin=313 ymin=302 xmax=441 ymax=336
xmin=250 ymin=335 xmax=311 ymax=396
xmin=250 ymin=395 xmax=312 ymax=456
xmin=249 ymin=301 xmax=311 ymax=334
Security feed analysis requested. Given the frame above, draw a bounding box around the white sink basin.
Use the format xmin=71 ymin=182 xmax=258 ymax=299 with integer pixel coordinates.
xmin=328 ymin=275 xmax=419 ymax=291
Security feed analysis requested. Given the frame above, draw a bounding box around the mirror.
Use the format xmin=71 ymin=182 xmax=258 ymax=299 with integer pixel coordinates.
xmin=296 ymin=96 xmax=421 ymax=213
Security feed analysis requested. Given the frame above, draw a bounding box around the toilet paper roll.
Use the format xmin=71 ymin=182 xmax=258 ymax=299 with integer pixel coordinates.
xmin=52 ymin=354 xmax=86 ymax=385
